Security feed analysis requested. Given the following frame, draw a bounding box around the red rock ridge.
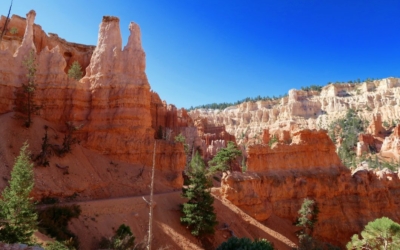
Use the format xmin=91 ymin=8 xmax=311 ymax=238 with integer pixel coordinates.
xmin=221 ymin=129 xmax=400 ymax=247
xmin=0 ymin=10 xmax=186 ymax=182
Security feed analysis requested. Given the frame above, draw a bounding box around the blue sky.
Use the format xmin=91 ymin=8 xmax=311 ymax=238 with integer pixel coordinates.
xmin=1 ymin=1 xmax=400 ymax=108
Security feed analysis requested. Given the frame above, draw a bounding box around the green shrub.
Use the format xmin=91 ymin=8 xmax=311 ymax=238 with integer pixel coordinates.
xmin=268 ymin=135 xmax=278 ymax=148
xmin=67 ymin=61 xmax=83 ymax=80
xmin=98 ymin=224 xmax=136 ymax=250
xmin=45 ymin=240 xmax=70 ymax=250
xmin=217 ymin=237 xmax=274 ymax=250
xmin=9 ymin=27 xmax=18 ymax=35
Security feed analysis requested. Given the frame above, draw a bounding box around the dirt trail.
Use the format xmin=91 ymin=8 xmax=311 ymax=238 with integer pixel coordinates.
xmin=65 ymin=190 xmax=297 ymax=250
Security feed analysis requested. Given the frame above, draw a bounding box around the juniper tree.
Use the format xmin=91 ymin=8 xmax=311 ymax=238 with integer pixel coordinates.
xmin=0 ymin=143 xmax=37 ymax=243
xmin=181 ymin=152 xmax=217 ymax=238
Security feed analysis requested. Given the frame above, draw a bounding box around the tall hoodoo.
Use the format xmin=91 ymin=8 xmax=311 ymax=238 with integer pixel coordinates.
xmin=13 ymin=10 xmax=36 ymax=58
xmin=85 ymin=16 xmax=122 ymax=83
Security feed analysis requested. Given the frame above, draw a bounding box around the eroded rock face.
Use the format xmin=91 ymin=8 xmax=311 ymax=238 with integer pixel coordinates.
xmin=0 ymin=11 xmax=186 ymax=182
xmin=381 ymin=125 xmax=400 ymax=160
xmin=189 ymin=79 xmax=400 ymax=145
xmin=247 ymin=129 xmax=342 ymax=172
xmin=193 ymin=117 xmax=236 ymax=159
xmin=0 ymin=13 xmax=95 ymax=74
xmin=221 ymin=129 xmax=400 ymax=246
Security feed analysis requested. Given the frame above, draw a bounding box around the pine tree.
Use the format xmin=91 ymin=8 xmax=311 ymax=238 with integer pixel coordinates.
xmin=67 ymin=61 xmax=83 ymax=80
xmin=347 ymin=217 xmax=400 ymax=250
xmin=209 ymin=141 xmax=242 ymax=173
xmin=0 ymin=143 xmax=37 ymax=243
xmin=181 ymin=152 xmax=217 ymax=237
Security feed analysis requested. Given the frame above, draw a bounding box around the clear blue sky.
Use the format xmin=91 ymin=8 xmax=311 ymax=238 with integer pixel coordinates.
xmin=1 ymin=1 xmax=400 ymax=108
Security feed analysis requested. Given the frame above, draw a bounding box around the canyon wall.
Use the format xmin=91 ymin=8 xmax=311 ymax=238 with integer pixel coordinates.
xmin=0 ymin=10 xmax=187 ymax=180
xmin=221 ymin=129 xmax=400 ymax=246
xmin=189 ymin=79 xmax=400 ymax=145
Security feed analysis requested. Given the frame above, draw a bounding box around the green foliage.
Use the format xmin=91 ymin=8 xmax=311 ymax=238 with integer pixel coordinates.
xmin=45 ymin=240 xmax=70 ymax=250
xmin=268 ymin=135 xmax=278 ymax=148
xmin=9 ymin=27 xmax=18 ymax=35
xmin=67 ymin=61 xmax=83 ymax=80
xmin=186 ymin=93 xmax=288 ymax=111
xmin=175 ymin=133 xmax=189 ymax=154
xmin=296 ymin=198 xmax=319 ymax=237
xmin=347 ymin=217 xmax=400 ymax=250
xmin=300 ymin=84 xmax=323 ymax=92
xmin=14 ymin=49 xmax=41 ymax=127
xmin=0 ymin=143 xmax=37 ymax=244
xmin=38 ymin=205 xmax=81 ymax=249
xmin=181 ymin=152 xmax=217 ymax=238
xmin=209 ymin=141 xmax=242 ymax=173
xmin=383 ymin=120 xmax=390 ymax=128
xmin=217 ymin=237 xmax=275 ymax=250
xmin=328 ymin=109 xmax=366 ymax=167
xmin=295 ymin=199 xmax=339 ymax=250
xmin=98 ymin=224 xmax=136 ymax=250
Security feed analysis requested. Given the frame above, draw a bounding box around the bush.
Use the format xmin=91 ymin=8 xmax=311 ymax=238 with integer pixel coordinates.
xmin=67 ymin=61 xmax=83 ymax=80
xmin=98 ymin=224 xmax=136 ymax=250
xmin=45 ymin=240 xmax=70 ymax=250
xmin=217 ymin=237 xmax=274 ymax=250
xmin=38 ymin=205 xmax=81 ymax=249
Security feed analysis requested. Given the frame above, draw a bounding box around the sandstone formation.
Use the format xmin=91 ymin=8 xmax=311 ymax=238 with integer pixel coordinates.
xmin=221 ymin=128 xmax=400 ymax=247
xmin=247 ymin=129 xmax=342 ymax=172
xmin=0 ymin=10 xmax=188 ymax=188
xmin=380 ymin=124 xmax=400 ymax=160
xmin=0 ymin=13 xmax=95 ymax=74
xmin=189 ymin=78 xmax=400 ymax=147
xmin=193 ymin=117 xmax=236 ymax=160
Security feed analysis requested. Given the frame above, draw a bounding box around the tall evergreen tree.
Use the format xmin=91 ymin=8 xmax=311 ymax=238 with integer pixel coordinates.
xmin=209 ymin=141 xmax=242 ymax=173
xmin=0 ymin=143 xmax=37 ymax=243
xmin=181 ymin=152 xmax=217 ymax=237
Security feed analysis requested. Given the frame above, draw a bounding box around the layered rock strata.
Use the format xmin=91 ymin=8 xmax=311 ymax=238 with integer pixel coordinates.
xmin=193 ymin=117 xmax=236 ymax=159
xmin=189 ymin=78 xmax=400 ymax=145
xmin=381 ymin=125 xmax=400 ymax=160
xmin=0 ymin=11 xmax=186 ymax=180
xmin=221 ymin=129 xmax=400 ymax=246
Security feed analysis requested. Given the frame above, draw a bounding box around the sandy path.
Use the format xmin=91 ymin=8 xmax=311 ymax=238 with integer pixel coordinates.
xmin=63 ymin=190 xmax=298 ymax=249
